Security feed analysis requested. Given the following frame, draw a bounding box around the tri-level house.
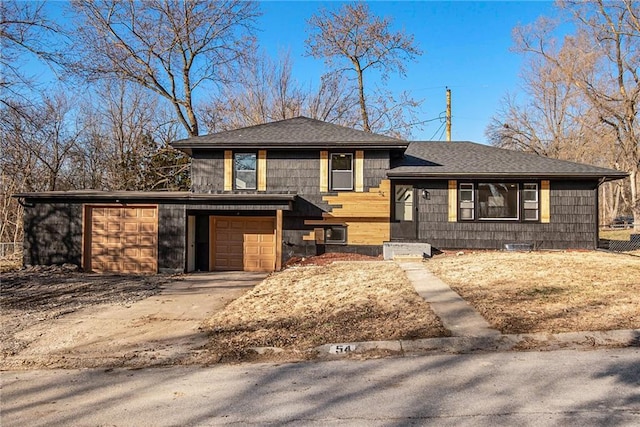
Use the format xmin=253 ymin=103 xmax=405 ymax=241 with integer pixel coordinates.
xmin=15 ymin=117 xmax=627 ymax=274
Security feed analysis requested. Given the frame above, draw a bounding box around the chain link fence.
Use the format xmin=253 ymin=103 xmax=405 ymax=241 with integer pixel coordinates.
xmin=599 ymin=227 xmax=640 ymax=255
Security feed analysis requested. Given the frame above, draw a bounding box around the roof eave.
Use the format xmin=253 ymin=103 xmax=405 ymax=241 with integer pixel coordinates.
xmin=386 ymin=171 xmax=629 ymax=181
xmin=172 ymin=141 xmax=408 ymax=150
xmin=12 ymin=191 xmax=298 ymax=204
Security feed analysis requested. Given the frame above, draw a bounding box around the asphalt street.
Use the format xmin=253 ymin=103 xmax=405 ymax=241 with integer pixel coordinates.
xmin=2 ymin=347 xmax=639 ymax=426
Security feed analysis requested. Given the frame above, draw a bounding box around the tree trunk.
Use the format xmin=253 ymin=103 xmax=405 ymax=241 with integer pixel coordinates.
xmin=354 ymin=60 xmax=370 ymax=133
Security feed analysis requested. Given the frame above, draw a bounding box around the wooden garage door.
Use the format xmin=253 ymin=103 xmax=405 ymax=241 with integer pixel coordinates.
xmin=87 ymin=206 xmax=158 ymax=274
xmin=212 ymin=216 xmax=276 ymax=272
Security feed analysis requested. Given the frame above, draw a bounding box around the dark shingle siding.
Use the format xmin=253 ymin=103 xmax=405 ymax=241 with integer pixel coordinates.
xmin=158 ymin=204 xmax=186 ymax=272
xmin=401 ymin=180 xmax=598 ymax=250
xmin=22 ymin=203 xmax=83 ymax=266
xmin=191 ymin=150 xmax=224 ymax=193
xmin=364 ymin=151 xmax=390 ymax=190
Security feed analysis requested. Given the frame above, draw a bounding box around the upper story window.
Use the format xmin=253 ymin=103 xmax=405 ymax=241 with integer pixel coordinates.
xmin=459 ymin=182 xmax=539 ymax=221
xmin=331 ymin=153 xmax=353 ymax=190
xmin=234 ymin=152 xmax=257 ymax=190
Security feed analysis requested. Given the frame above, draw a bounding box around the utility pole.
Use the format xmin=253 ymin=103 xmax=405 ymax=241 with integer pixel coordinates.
xmin=446 ymin=87 xmax=452 ymax=142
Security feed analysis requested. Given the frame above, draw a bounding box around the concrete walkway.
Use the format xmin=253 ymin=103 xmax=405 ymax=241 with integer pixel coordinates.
xmin=397 ymin=262 xmax=501 ymax=338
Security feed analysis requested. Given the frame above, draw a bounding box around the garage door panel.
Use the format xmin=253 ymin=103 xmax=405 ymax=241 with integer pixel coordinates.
xmin=124 ymin=222 xmax=138 ymax=233
xmin=139 ymin=248 xmax=155 ymax=258
xmin=107 ymin=222 xmax=122 ymax=232
xmin=124 ymin=234 xmax=138 ymax=245
xmin=139 ymin=235 xmax=155 ymax=246
xmin=139 ymin=223 xmax=156 ymax=233
xmin=123 ymin=247 xmax=139 ymax=257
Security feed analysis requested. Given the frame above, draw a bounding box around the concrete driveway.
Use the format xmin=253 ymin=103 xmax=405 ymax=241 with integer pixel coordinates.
xmin=3 ymin=272 xmax=266 ymax=369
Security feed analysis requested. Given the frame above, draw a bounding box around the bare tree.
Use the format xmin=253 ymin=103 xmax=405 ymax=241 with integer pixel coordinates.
xmin=486 ymin=46 xmax=600 ymax=161
xmin=69 ymin=0 xmax=259 ymax=137
xmin=306 ymin=2 xmax=422 ymax=136
xmin=74 ymin=80 xmax=190 ymax=191
xmin=0 ymin=0 xmax=65 ymax=106
xmin=305 ymin=72 xmax=359 ymax=127
xmin=489 ymin=1 xmax=640 ymax=229
xmin=201 ymin=50 xmax=359 ymax=132
xmin=1 ymin=92 xmax=81 ymax=192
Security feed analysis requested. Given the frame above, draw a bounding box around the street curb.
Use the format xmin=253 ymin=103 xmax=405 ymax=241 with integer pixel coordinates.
xmin=315 ymin=329 xmax=640 ymax=359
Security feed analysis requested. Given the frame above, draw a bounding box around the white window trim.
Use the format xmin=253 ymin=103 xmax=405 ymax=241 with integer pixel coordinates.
xmin=330 ymin=153 xmax=354 ymax=191
xmin=233 ymin=152 xmax=257 ymax=190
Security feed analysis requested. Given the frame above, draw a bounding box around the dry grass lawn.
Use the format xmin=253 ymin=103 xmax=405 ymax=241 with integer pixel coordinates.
xmin=599 ymin=228 xmax=636 ymax=241
xmin=203 ymin=261 xmax=448 ymax=361
xmin=427 ymin=251 xmax=640 ymax=334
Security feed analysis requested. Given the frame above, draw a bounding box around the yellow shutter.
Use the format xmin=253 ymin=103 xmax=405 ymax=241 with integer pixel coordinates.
xmin=224 ymin=150 xmax=233 ymax=191
xmin=320 ymin=151 xmax=328 ymax=192
xmin=258 ymin=150 xmax=267 ymax=191
xmin=448 ymin=180 xmax=457 ymax=222
xmin=355 ymin=150 xmax=364 ymax=192
xmin=541 ymin=180 xmax=550 ymax=223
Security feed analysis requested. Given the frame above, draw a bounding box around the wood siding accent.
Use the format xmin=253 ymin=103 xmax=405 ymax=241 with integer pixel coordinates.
xmin=258 ymin=150 xmax=267 ymax=191
xmin=224 ymin=150 xmax=233 ymax=191
xmin=304 ymin=179 xmax=391 ymax=245
xmin=320 ymin=151 xmax=329 ymax=192
xmin=355 ymin=150 xmax=364 ymax=192
xmin=448 ymin=180 xmax=457 ymax=222
xmin=541 ymin=180 xmax=550 ymax=223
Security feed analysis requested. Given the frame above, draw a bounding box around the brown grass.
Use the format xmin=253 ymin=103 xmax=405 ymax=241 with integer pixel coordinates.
xmin=0 ymin=258 xmax=21 ymax=273
xmin=427 ymin=251 xmax=640 ymax=334
xmin=600 ymin=228 xmax=635 ymax=241
xmin=203 ymin=261 xmax=448 ymax=361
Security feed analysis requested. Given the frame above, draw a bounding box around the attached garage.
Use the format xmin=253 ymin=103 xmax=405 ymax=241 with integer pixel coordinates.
xmin=15 ymin=191 xmax=294 ymax=274
xmin=84 ymin=205 xmax=158 ymax=274
xmin=211 ymin=216 xmax=276 ymax=272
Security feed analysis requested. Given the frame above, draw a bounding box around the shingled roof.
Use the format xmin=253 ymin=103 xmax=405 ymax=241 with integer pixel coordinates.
xmin=172 ymin=116 xmax=407 ymax=154
xmin=388 ymin=141 xmax=628 ymax=181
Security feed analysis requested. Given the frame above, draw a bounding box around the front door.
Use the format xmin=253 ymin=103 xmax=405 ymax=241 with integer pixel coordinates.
xmin=392 ymin=185 xmax=418 ymax=240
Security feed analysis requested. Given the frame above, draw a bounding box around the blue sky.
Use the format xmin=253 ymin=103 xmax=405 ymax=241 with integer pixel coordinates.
xmin=31 ymin=1 xmax=559 ymax=143
xmin=256 ymin=1 xmax=559 ymax=142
